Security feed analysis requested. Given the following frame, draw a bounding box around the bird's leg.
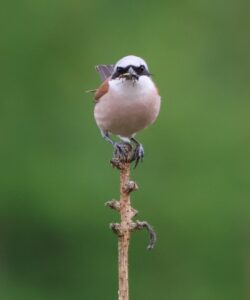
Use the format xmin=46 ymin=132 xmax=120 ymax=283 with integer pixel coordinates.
xmin=101 ymin=131 xmax=131 ymax=162
xmin=102 ymin=131 xmax=115 ymax=145
xmin=130 ymin=137 xmax=144 ymax=168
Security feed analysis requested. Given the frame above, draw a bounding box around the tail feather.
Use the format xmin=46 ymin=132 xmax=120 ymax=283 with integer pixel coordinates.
xmin=95 ymin=65 xmax=114 ymax=81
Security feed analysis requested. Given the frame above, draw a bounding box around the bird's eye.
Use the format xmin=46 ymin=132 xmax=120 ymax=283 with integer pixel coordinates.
xmin=140 ymin=65 xmax=145 ymax=72
xmin=117 ymin=66 xmax=124 ymax=73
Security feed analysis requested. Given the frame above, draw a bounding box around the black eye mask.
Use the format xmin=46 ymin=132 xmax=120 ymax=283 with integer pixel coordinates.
xmin=112 ymin=65 xmax=150 ymax=79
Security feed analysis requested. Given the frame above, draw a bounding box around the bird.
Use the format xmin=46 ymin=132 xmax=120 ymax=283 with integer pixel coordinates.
xmin=93 ymin=55 xmax=161 ymax=167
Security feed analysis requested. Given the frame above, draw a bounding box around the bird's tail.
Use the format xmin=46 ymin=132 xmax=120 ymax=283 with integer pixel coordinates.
xmin=95 ymin=64 xmax=114 ymax=82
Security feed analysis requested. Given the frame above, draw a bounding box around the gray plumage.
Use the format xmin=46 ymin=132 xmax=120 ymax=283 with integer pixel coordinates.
xmin=95 ymin=65 xmax=114 ymax=82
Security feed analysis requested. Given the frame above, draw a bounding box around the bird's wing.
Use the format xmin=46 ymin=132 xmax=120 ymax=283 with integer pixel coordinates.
xmin=94 ymin=78 xmax=110 ymax=102
xmin=95 ymin=64 xmax=114 ymax=82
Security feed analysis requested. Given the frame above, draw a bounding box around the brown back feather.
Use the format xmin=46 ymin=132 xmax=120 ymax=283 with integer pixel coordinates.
xmin=94 ymin=78 xmax=110 ymax=102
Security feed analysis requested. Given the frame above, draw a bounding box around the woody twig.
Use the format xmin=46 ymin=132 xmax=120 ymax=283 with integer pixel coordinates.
xmin=105 ymin=143 xmax=156 ymax=300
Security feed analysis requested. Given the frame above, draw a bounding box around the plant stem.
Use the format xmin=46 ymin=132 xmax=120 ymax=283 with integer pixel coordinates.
xmin=107 ymin=144 xmax=156 ymax=300
xmin=118 ymin=162 xmax=131 ymax=300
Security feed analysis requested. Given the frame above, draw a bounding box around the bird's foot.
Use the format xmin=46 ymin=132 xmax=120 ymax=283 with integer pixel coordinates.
xmin=113 ymin=142 xmax=132 ymax=163
xmin=132 ymin=143 xmax=144 ymax=168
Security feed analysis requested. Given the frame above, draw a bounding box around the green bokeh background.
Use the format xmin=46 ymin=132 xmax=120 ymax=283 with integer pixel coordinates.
xmin=1 ymin=0 xmax=250 ymax=299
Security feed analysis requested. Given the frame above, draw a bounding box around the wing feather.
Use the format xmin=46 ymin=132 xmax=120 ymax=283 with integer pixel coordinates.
xmin=94 ymin=78 xmax=109 ymax=102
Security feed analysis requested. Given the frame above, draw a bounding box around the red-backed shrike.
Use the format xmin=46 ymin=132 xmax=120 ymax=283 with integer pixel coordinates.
xmin=93 ymin=55 xmax=161 ymax=167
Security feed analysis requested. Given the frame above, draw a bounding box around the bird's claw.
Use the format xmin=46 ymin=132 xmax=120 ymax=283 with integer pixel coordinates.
xmin=113 ymin=142 xmax=132 ymax=162
xmin=132 ymin=143 xmax=144 ymax=168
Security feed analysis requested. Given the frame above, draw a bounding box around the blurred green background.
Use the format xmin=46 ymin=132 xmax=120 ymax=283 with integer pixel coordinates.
xmin=1 ymin=0 xmax=250 ymax=299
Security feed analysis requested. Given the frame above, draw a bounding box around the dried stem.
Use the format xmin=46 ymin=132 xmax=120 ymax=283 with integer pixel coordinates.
xmin=106 ymin=144 xmax=156 ymax=300
xmin=118 ymin=162 xmax=131 ymax=300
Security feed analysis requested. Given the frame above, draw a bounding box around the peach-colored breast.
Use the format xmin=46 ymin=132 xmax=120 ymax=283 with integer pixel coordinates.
xmin=94 ymin=77 xmax=161 ymax=137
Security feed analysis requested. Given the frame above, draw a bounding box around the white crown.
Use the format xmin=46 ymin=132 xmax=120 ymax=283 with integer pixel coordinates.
xmin=115 ymin=55 xmax=149 ymax=70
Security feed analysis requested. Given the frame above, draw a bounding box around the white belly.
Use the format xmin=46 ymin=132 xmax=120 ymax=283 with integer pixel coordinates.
xmin=94 ymin=77 xmax=161 ymax=137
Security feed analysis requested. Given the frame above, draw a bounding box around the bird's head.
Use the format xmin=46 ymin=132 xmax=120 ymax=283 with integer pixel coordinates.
xmin=111 ymin=55 xmax=151 ymax=82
